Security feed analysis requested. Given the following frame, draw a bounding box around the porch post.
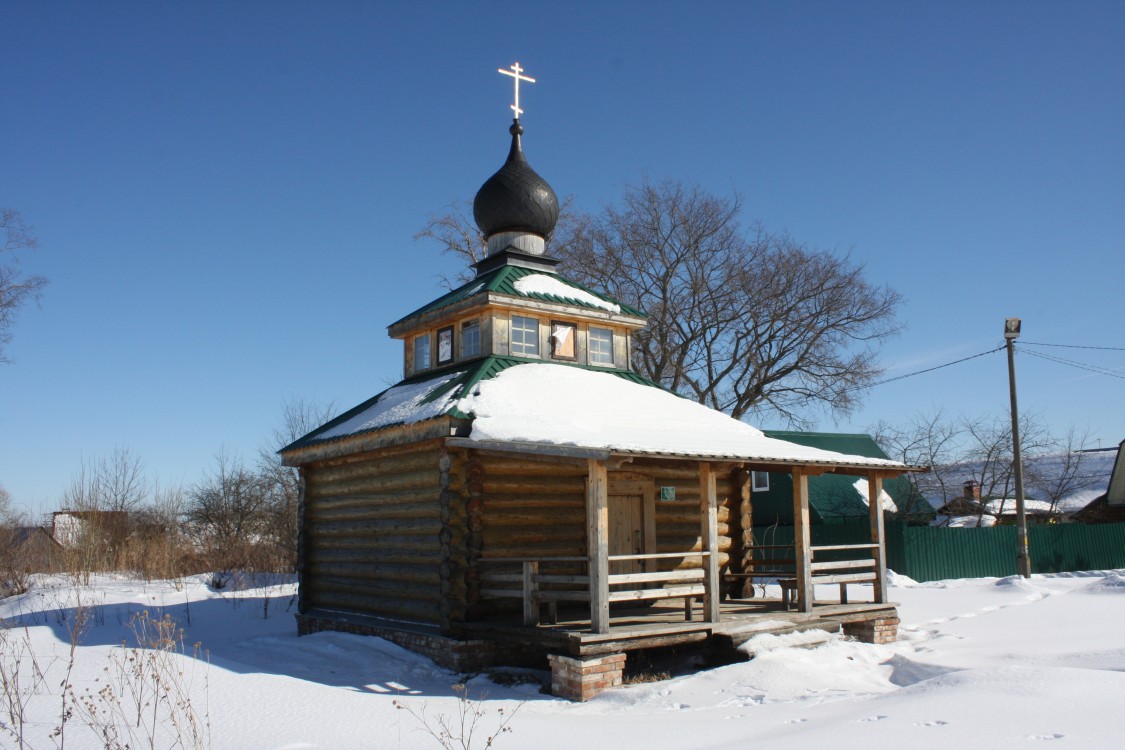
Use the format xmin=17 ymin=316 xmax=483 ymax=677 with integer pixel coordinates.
xmin=586 ymin=458 xmax=610 ymax=634
xmin=867 ymin=473 xmax=888 ymax=604
xmin=699 ymin=462 xmax=721 ymax=623
xmin=792 ymin=467 xmax=813 ymax=612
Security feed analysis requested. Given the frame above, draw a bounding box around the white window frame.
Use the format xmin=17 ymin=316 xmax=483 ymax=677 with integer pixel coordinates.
xmin=588 ymin=326 xmax=614 ymax=366
xmin=460 ymin=319 xmax=481 ymax=359
xmin=510 ymin=314 xmax=539 ymax=357
xmin=751 ymin=471 xmax=770 ymax=492
xmin=413 ymin=333 xmax=431 ymax=371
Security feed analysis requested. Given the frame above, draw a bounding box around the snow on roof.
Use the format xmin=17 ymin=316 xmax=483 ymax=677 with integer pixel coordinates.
xmin=457 ymin=364 xmax=903 ymax=467
xmin=852 ymin=477 xmax=899 ymax=512
xmin=983 ymin=497 xmax=1059 ymax=515
xmin=512 ymin=273 xmax=622 ymax=313
xmin=938 ymin=514 xmax=998 ymax=528
xmin=312 ymin=371 xmax=465 ymax=442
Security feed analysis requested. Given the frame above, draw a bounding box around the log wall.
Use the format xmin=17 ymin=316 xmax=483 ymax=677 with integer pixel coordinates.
xmin=469 ymin=453 xmax=590 ymax=618
xmin=299 ymin=443 xmax=742 ymax=628
xmin=468 ymin=454 xmax=739 ymax=616
xmin=300 ymin=440 xmax=453 ymax=626
xmin=628 ymin=460 xmax=737 ymax=572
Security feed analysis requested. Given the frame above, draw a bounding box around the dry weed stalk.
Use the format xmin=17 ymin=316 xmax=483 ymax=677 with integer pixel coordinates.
xmin=0 ymin=622 xmax=49 ymax=749
xmin=393 ymin=683 xmax=523 ymax=750
xmin=69 ymin=610 xmax=210 ymax=750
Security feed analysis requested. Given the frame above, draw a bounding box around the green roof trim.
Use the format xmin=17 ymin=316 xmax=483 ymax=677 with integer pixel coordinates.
xmin=281 ymin=356 xmax=661 ymax=453
xmin=390 ymin=265 xmax=646 ymax=328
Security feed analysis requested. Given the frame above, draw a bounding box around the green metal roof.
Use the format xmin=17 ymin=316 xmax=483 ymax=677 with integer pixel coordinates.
xmin=751 ymin=432 xmax=933 ymax=524
xmin=281 ymin=356 xmax=661 ymax=452
xmin=390 ymin=265 xmax=646 ymax=328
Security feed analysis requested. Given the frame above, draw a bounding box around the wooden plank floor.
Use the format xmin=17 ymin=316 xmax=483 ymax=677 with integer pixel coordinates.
xmin=457 ymin=597 xmax=899 ymax=656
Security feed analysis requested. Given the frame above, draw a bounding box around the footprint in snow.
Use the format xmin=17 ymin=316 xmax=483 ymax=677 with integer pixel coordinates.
xmin=784 ymin=718 xmax=808 ymax=724
xmin=914 ymin=720 xmax=949 ymax=727
xmin=1026 ymin=734 xmax=1064 ymax=741
xmin=859 ymin=715 xmax=887 ymax=722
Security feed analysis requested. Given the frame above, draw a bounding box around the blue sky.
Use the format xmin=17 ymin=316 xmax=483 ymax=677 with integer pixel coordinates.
xmin=2 ymin=1 xmax=1122 ymax=518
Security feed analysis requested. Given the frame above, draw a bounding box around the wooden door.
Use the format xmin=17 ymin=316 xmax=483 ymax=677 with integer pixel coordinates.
xmin=609 ymin=494 xmax=644 ymax=575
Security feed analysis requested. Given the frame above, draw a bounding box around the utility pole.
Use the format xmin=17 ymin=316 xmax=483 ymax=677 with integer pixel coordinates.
xmin=1005 ymin=317 xmax=1031 ymax=578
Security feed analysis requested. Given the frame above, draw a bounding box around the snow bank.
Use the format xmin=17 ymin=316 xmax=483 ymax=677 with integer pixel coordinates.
xmin=4 ymin=569 xmax=1125 ymax=749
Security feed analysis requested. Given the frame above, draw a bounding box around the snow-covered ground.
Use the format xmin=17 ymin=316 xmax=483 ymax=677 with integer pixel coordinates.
xmin=3 ymin=570 xmax=1123 ymax=749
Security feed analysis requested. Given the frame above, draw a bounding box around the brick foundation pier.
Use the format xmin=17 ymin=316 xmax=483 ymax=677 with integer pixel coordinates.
xmin=547 ymin=653 xmax=627 ymax=701
xmin=842 ymin=615 xmax=900 ymax=645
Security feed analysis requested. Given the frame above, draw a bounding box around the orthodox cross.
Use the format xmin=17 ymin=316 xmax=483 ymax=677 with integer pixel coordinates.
xmin=498 ymin=62 xmax=535 ymax=120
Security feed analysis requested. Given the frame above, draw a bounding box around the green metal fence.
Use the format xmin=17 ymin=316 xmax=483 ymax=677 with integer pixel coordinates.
xmin=749 ymin=520 xmax=1125 ymax=582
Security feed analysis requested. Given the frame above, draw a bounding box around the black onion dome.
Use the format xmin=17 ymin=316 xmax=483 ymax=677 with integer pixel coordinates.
xmin=473 ymin=121 xmax=559 ymax=238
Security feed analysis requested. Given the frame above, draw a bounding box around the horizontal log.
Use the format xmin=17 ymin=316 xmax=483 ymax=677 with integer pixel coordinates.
xmin=309 ymin=536 xmax=442 ymax=553
xmin=469 ymin=449 xmax=588 ymax=470
xmin=309 ymin=592 xmax=442 ymax=624
xmin=812 ymin=572 xmax=879 ymax=584
xmin=483 ymin=511 xmax=587 ymax=527
xmin=306 ymin=500 xmax=439 ymax=523
xmin=309 ymin=468 xmax=442 ymax=498
xmin=609 ymin=584 xmax=706 ymax=602
xmin=307 ymin=548 xmax=443 ymax=565
xmin=811 ymin=559 xmax=876 ymax=572
xmin=479 ymin=530 xmax=580 ymax=548
xmin=307 ymin=561 xmax=439 ymax=584
xmin=534 ymin=574 xmax=590 ymax=585
xmin=480 ymin=587 xmax=522 ymax=599
xmin=307 ymin=489 xmax=442 ymax=512
xmin=312 ymin=438 xmax=446 ymax=469
xmin=309 ymin=448 xmax=440 ymax=483
xmin=536 ymin=590 xmax=590 ymax=602
xmin=480 ymin=543 xmax=586 ymax=559
xmin=654 ymin=506 xmax=731 ymax=524
xmin=481 ymin=478 xmax=586 ymax=494
xmin=475 ymin=460 xmax=589 ymax=477
xmin=310 ymin=575 xmax=441 ymax=602
xmin=812 ymin=543 xmax=879 ymax=552
xmin=310 ymin=517 xmax=442 ymax=537
xmin=608 ymin=569 xmax=704 ymax=585
xmin=480 ymin=493 xmax=584 ymax=508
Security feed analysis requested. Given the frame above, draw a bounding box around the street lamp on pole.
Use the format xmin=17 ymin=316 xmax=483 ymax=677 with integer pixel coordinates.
xmin=1005 ymin=317 xmax=1031 ymax=578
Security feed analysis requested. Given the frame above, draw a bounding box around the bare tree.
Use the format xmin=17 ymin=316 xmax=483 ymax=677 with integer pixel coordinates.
xmin=257 ymin=398 xmax=336 ymax=569
xmin=0 ymin=208 xmax=48 ymax=363
xmin=416 ymin=180 xmax=902 ymax=424
xmin=1025 ymin=427 xmax=1101 ymax=514
xmin=187 ymin=451 xmax=269 ymax=556
xmin=872 ymin=410 xmax=965 ymax=512
xmin=873 ymin=410 xmax=1087 ymax=525
xmin=0 ymin=485 xmax=12 ymax=526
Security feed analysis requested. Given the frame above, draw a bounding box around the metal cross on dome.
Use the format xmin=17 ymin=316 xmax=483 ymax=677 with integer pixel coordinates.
xmin=498 ymin=62 xmax=535 ymax=120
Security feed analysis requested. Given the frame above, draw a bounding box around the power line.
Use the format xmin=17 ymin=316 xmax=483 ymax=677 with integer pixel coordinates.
xmin=1018 ymin=348 xmax=1125 ymax=380
xmin=1019 ymin=341 xmax=1125 ymax=352
xmin=863 ymin=346 xmax=1005 ymax=390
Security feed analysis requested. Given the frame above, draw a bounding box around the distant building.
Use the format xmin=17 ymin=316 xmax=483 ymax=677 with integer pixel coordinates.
xmin=748 ymin=432 xmax=935 ymax=526
xmin=51 ymin=510 xmax=129 ymax=548
xmin=0 ymin=526 xmax=63 ymax=573
xmin=1073 ymin=439 xmax=1125 ymax=524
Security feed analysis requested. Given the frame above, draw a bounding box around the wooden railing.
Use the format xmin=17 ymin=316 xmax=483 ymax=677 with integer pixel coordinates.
xmin=725 ymin=543 xmax=882 ymax=608
xmin=480 ymin=552 xmax=711 ymax=627
xmin=809 ymin=543 xmax=880 ymax=605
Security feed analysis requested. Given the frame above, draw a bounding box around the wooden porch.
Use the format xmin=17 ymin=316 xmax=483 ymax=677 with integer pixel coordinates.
xmin=458 ymin=592 xmax=899 ymax=658
xmin=470 ymin=457 xmax=898 ymax=637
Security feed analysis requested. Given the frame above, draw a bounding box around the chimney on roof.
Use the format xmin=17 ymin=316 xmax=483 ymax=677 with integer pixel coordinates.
xmin=963 ymin=480 xmax=981 ymax=501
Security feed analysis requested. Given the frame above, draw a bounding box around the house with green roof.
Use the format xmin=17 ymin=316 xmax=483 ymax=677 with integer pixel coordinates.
xmin=748 ymin=431 xmax=935 ymax=527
